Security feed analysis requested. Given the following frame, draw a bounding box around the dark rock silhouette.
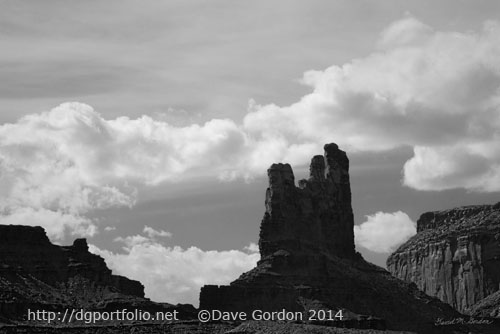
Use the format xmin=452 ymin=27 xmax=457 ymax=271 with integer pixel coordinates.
xmin=0 ymin=225 xmax=194 ymax=322
xmin=259 ymin=143 xmax=355 ymax=261
xmin=0 ymin=226 xmax=143 ymax=296
xmin=200 ymin=144 xmax=459 ymax=333
xmin=470 ymin=290 xmax=500 ymax=318
xmin=387 ymin=204 xmax=500 ymax=314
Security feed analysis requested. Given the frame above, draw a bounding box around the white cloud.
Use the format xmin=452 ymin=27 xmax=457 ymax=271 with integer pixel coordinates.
xmin=244 ymin=242 xmax=259 ymax=253
xmin=90 ymin=235 xmax=259 ymax=306
xmin=0 ymin=207 xmax=96 ymax=240
xmin=2 ymin=17 xmax=500 ymax=240
xmin=0 ymin=102 xmax=247 ymax=240
xmin=354 ymin=211 xmax=416 ymax=253
xmin=243 ymin=17 xmax=500 ymax=191
xmin=403 ymin=144 xmax=498 ymax=191
xmin=377 ymin=15 xmax=433 ymax=50
xmin=143 ymin=225 xmax=172 ymax=238
xmin=114 ymin=234 xmax=150 ymax=248
xmin=113 ymin=226 xmax=172 ymax=249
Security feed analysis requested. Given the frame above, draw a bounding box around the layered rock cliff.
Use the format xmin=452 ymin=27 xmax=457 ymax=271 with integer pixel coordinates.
xmin=200 ymin=144 xmax=460 ymax=334
xmin=0 ymin=225 xmax=173 ymax=322
xmin=0 ymin=226 xmax=144 ymax=296
xmin=387 ymin=204 xmax=500 ymax=314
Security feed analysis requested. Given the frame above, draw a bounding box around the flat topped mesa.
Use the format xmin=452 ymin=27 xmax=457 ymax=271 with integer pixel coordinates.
xmin=416 ymin=203 xmax=500 ymax=232
xmin=259 ymin=143 xmax=355 ymax=259
xmin=388 ymin=202 xmax=500 ymax=313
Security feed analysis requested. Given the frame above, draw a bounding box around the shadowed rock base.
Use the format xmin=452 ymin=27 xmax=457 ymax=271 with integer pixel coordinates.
xmin=0 ymin=225 xmax=195 ymax=322
xmin=200 ymin=144 xmax=462 ymax=334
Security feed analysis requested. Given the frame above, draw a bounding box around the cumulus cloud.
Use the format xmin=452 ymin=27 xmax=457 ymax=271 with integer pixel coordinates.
xmin=143 ymin=225 xmax=172 ymax=238
xmin=354 ymin=211 xmax=416 ymax=253
xmin=2 ymin=17 xmax=500 ymax=239
xmin=0 ymin=102 xmax=247 ymax=239
xmin=114 ymin=226 xmax=172 ymax=248
xmin=90 ymin=234 xmax=259 ymax=306
xmin=403 ymin=144 xmax=498 ymax=191
xmin=0 ymin=207 xmax=96 ymax=241
xmin=243 ymin=17 xmax=500 ymax=191
xmin=377 ymin=15 xmax=433 ymax=49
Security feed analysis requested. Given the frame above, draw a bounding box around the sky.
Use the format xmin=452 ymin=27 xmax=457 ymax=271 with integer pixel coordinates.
xmin=1 ymin=0 xmax=500 ymax=306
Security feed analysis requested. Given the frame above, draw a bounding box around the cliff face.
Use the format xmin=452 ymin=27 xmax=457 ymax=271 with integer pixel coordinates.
xmin=200 ymin=144 xmax=460 ymax=333
xmin=387 ymin=204 xmax=500 ymax=314
xmin=0 ymin=225 xmax=153 ymax=321
xmin=0 ymin=225 xmax=144 ymax=297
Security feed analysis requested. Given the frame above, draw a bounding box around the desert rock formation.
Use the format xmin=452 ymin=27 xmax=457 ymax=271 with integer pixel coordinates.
xmin=387 ymin=204 xmax=500 ymax=314
xmin=200 ymin=144 xmax=459 ymax=333
xmin=0 ymin=225 xmax=183 ymax=322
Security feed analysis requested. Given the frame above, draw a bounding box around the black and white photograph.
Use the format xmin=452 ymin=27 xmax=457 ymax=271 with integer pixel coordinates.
xmin=1 ymin=1 xmax=500 ymax=333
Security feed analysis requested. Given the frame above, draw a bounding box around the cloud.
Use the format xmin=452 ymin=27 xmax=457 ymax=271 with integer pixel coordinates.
xmin=403 ymin=144 xmax=498 ymax=191
xmin=143 ymin=225 xmax=172 ymax=238
xmin=90 ymin=234 xmax=259 ymax=306
xmin=0 ymin=207 xmax=96 ymax=241
xmin=377 ymin=15 xmax=433 ymax=49
xmin=114 ymin=226 xmax=172 ymax=248
xmin=243 ymin=17 xmax=500 ymax=191
xmin=2 ymin=17 xmax=500 ymax=240
xmin=0 ymin=102 xmax=247 ymax=240
xmin=244 ymin=242 xmax=259 ymax=253
xmin=354 ymin=211 xmax=416 ymax=253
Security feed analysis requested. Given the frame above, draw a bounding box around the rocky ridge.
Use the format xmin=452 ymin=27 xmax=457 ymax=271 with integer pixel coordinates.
xmin=387 ymin=204 xmax=500 ymax=314
xmin=200 ymin=144 xmax=461 ymax=334
xmin=0 ymin=225 xmax=191 ymax=322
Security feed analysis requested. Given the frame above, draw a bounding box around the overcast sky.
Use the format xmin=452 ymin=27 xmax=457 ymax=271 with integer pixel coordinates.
xmin=1 ymin=0 xmax=500 ymax=306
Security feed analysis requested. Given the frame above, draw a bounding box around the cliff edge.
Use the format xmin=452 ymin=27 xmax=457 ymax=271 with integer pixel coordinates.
xmin=387 ymin=203 xmax=500 ymax=314
xmin=0 ymin=225 xmax=173 ymax=322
